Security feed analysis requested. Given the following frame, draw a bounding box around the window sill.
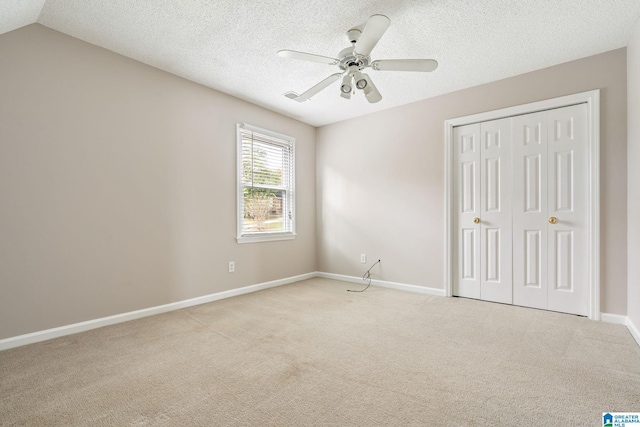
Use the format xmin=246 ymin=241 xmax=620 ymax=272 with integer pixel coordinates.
xmin=236 ymin=233 xmax=296 ymax=244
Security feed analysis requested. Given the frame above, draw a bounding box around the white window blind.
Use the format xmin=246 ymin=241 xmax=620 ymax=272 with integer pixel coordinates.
xmin=237 ymin=123 xmax=295 ymax=243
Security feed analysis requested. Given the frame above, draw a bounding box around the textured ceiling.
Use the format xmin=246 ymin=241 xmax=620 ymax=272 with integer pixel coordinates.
xmin=2 ymin=0 xmax=640 ymax=127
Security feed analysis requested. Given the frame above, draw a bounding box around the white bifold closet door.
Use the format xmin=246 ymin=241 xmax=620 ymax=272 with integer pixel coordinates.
xmin=453 ymin=103 xmax=589 ymax=316
xmin=453 ymin=117 xmax=512 ymax=304
xmin=512 ymin=104 xmax=589 ymax=316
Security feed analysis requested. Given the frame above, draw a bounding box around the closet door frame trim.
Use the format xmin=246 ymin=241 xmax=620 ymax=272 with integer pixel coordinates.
xmin=444 ymin=90 xmax=600 ymax=319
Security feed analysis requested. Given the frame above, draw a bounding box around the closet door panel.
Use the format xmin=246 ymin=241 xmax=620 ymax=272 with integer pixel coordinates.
xmin=546 ymin=104 xmax=589 ymax=316
xmin=512 ymin=111 xmax=549 ymax=310
xmin=453 ymin=124 xmax=481 ymax=299
xmin=479 ymin=118 xmax=512 ymax=304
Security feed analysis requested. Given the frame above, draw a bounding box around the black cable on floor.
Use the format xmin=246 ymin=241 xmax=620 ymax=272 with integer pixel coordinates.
xmin=348 ymin=259 xmax=381 ymax=292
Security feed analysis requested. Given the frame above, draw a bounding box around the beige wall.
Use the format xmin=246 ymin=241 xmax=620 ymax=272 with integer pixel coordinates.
xmin=317 ymin=48 xmax=628 ymax=315
xmin=0 ymin=24 xmax=317 ymax=340
xmin=628 ymin=20 xmax=640 ymax=329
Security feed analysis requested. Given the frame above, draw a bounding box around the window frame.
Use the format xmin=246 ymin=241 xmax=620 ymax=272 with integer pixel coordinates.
xmin=236 ymin=123 xmax=296 ymax=244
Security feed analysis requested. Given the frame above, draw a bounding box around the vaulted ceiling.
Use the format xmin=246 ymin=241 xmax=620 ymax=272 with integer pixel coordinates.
xmin=2 ymin=1 xmax=640 ymax=126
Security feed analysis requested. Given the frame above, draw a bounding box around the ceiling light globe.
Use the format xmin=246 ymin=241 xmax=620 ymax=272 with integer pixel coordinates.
xmin=356 ymin=79 xmax=367 ymax=89
xmin=341 ymin=84 xmax=352 ymax=93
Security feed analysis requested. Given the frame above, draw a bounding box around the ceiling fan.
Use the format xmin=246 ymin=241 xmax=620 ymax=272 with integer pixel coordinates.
xmin=277 ymin=14 xmax=438 ymax=104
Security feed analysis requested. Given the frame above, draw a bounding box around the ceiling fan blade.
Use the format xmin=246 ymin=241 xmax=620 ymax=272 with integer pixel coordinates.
xmin=285 ymin=73 xmax=342 ymax=102
xmin=361 ymin=73 xmax=382 ymax=103
xmin=354 ymin=14 xmax=390 ymax=57
xmin=371 ymin=59 xmax=439 ymax=72
xmin=277 ymin=50 xmax=339 ymax=65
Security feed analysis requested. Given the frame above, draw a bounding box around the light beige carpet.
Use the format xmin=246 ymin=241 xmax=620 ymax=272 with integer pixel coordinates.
xmin=1 ymin=278 xmax=639 ymax=426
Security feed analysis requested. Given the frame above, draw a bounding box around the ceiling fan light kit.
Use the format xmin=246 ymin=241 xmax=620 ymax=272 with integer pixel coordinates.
xmin=361 ymin=73 xmax=382 ymax=103
xmin=340 ymin=74 xmax=353 ymax=99
xmin=277 ymin=14 xmax=438 ymax=104
xmin=353 ymin=71 xmax=367 ymax=89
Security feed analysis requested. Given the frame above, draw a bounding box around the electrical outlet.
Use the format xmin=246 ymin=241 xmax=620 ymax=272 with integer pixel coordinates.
xmin=360 ymin=254 xmax=366 ymax=264
xmin=228 ymin=261 xmax=235 ymax=273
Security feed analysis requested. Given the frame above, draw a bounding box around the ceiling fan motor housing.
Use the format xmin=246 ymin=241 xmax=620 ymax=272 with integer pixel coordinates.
xmin=338 ymin=47 xmax=370 ymax=72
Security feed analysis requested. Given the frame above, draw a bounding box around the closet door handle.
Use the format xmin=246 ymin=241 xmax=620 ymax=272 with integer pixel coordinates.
xmin=473 ymin=217 xmax=480 ymax=224
xmin=548 ymin=217 xmax=558 ymax=224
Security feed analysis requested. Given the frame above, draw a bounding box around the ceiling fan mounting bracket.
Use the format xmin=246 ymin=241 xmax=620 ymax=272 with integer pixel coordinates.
xmin=346 ymin=28 xmax=362 ymax=44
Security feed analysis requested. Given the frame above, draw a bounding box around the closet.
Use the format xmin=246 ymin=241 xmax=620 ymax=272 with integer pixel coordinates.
xmin=452 ymin=103 xmax=589 ymax=316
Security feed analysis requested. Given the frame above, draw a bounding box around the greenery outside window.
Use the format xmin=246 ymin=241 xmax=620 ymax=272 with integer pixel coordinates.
xmin=237 ymin=123 xmax=295 ymax=243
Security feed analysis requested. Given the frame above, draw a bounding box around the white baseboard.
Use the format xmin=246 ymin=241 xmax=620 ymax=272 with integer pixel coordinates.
xmin=2 ymin=271 xmax=635 ymax=351
xmin=0 ymin=272 xmax=316 ymax=351
xmin=316 ymin=272 xmax=446 ymax=297
xmin=600 ymin=313 xmax=640 ymax=348
xmin=600 ymin=313 xmax=627 ymax=325
xmin=626 ymin=317 xmax=640 ymax=348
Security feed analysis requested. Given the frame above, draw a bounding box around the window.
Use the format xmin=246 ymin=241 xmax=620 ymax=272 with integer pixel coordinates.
xmin=237 ymin=123 xmax=295 ymax=243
